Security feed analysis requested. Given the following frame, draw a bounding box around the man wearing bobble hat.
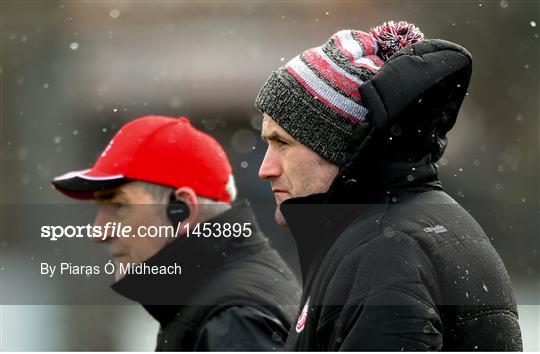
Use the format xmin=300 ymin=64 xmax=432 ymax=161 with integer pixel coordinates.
xmin=52 ymin=115 xmax=300 ymax=351
xmin=256 ymin=21 xmax=522 ymax=350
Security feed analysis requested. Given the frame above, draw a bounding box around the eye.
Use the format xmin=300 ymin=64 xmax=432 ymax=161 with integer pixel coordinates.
xmin=276 ymin=139 xmax=288 ymax=147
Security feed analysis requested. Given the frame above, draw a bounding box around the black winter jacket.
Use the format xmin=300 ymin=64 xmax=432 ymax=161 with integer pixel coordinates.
xmin=112 ymin=200 xmax=301 ymax=351
xmin=281 ymin=158 xmax=522 ymax=351
xmin=279 ymin=38 xmax=521 ymax=351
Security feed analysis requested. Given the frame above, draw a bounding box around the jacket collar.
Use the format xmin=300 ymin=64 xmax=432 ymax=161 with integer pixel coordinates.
xmin=280 ymin=156 xmax=442 ymax=282
xmin=110 ymin=199 xmax=267 ymax=326
xmin=373 ymin=154 xmax=442 ymax=194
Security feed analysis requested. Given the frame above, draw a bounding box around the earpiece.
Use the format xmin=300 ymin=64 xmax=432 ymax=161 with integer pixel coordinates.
xmin=166 ymin=193 xmax=190 ymax=227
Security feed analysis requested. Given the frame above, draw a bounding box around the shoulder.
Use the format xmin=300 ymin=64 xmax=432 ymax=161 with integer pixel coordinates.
xmin=194 ymin=305 xmax=288 ymax=351
xmin=328 ymin=222 xmax=440 ymax=297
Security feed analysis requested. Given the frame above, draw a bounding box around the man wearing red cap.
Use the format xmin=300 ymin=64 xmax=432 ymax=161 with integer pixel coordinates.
xmin=52 ymin=115 xmax=300 ymax=351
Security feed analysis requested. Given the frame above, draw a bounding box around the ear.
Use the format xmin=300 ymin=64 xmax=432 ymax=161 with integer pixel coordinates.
xmin=173 ymin=187 xmax=199 ymax=236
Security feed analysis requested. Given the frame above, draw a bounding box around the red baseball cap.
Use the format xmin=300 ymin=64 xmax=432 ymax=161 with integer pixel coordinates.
xmin=52 ymin=115 xmax=233 ymax=203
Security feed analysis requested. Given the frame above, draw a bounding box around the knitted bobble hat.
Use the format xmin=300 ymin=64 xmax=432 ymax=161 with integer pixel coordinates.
xmin=255 ymin=21 xmax=424 ymax=165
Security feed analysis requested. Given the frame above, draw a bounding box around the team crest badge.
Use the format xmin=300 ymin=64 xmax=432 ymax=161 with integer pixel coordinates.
xmin=295 ymin=297 xmax=310 ymax=333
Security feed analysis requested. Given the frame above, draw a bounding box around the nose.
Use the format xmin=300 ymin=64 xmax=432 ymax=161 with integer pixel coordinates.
xmin=258 ymin=147 xmax=282 ymax=181
xmin=92 ymin=207 xmax=111 ymax=243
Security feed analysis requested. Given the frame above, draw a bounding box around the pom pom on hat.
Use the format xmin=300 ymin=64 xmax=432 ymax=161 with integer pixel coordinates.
xmin=370 ymin=21 xmax=425 ymax=60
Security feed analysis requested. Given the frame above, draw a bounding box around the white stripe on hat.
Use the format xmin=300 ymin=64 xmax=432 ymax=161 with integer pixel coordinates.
xmin=286 ymin=55 xmax=368 ymax=121
xmin=335 ymin=30 xmax=381 ymax=71
xmin=354 ymin=57 xmax=382 ymax=71
xmin=336 ymin=30 xmax=366 ymax=59
xmin=53 ymin=169 xmax=124 ymax=181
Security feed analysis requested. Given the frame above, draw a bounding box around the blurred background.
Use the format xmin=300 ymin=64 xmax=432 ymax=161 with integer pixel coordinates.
xmin=1 ymin=0 xmax=538 ymax=351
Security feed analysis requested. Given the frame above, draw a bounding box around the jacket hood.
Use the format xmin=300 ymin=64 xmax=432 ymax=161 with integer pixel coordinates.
xmin=358 ymin=39 xmax=473 ymax=162
xmin=324 ymin=39 xmax=471 ymax=205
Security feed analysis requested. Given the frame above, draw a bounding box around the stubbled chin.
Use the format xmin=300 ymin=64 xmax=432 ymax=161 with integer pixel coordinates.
xmin=114 ymin=269 xmax=125 ymax=281
xmin=275 ymin=205 xmax=288 ymax=227
xmin=114 ymin=260 xmax=127 ymax=281
xmin=274 ymin=191 xmax=291 ymax=204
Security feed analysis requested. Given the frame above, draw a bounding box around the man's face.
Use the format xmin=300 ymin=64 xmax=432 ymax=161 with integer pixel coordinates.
xmin=93 ymin=182 xmax=170 ymax=281
xmin=259 ymin=114 xmax=339 ymax=226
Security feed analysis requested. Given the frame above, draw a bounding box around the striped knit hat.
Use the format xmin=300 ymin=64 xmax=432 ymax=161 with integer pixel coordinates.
xmin=255 ymin=21 xmax=424 ymax=165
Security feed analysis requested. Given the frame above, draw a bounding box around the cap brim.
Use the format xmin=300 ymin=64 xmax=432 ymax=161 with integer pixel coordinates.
xmin=52 ymin=169 xmax=129 ymax=200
